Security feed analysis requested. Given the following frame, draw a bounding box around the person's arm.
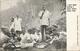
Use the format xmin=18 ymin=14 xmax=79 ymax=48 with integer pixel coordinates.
xmin=39 ymin=11 xmax=44 ymax=19
xmin=38 ymin=11 xmax=42 ymax=17
xmin=48 ymin=18 xmax=50 ymax=26
xmin=20 ymin=18 xmax=22 ymax=31
xmin=48 ymin=10 xmax=51 ymax=26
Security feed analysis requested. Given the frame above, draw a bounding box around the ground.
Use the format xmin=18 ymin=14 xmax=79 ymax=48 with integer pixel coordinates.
xmin=0 ymin=42 xmax=66 ymax=51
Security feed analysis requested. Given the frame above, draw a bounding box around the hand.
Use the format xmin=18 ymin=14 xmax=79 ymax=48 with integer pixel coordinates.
xmin=40 ymin=17 xmax=42 ymax=19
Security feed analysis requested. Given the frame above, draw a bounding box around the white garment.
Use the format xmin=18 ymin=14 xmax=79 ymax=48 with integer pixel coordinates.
xmin=20 ymin=32 xmax=38 ymax=43
xmin=38 ymin=32 xmax=42 ymax=41
xmin=14 ymin=17 xmax=22 ymax=31
xmin=10 ymin=17 xmax=22 ymax=31
xmin=20 ymin=32 xmax=31 ymax=43
xmin=9 ymin=22 xmax=15 ymax=31
xmin=39 ymin=10 xmax=51 ymax=25
xmin=20 ymin=32 xmax=36 ymax=48
xmin=30 ymin=33 xmax=39 ymax=41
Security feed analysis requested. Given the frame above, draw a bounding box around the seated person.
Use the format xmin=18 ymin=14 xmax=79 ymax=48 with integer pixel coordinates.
xmin=0 ymin=27 xmax=10 ymax=47
xmin=0 ymin=26 xmax=16 ymax=48
xmin=19 ymin=31 xmax=36 ymax=48
xmin=0 ymin=26 xmax=22 ymax=48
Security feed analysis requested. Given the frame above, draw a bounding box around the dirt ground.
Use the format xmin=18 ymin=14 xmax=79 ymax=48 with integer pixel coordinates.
xmin=0 ymin=44 xmax=66 ymax=51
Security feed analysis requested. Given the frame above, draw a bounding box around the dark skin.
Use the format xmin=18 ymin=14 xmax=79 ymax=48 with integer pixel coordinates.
xmin=1 ymin=27 xmax=22 ymax=48
xmin=11 ymin=17 xmax=14 ymax=22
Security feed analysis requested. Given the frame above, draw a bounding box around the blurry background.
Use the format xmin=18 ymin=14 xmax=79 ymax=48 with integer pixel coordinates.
xmin=0 ymin=0 xmax=66 ymax=30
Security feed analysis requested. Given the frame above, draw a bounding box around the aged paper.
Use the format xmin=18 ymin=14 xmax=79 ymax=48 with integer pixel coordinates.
xmin=0 ymin=0 xmax=80 ymax=51
xmin=67 ymin=0 xmax=80 ymax=50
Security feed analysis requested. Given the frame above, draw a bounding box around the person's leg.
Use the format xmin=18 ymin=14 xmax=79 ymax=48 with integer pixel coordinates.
xmin=41 ymin=25 xmax=47 ymax=42
xmin=43 ymin=25 xmax=47 ymax=41
xmin=41 ymin=25 xmax=44 ymax=41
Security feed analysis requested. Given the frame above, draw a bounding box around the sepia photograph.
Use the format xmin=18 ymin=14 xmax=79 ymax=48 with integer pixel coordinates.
xmin=0 ymin=0 xmax=66 ymax=51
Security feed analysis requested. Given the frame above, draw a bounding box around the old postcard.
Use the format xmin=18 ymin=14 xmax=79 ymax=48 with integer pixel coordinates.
xmin=0 ymin=0 xmax=80 ymax=51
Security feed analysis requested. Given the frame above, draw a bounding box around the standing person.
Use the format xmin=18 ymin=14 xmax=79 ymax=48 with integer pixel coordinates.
xmin=38 ymin=6 xmax=51 ymax=42
xmin=14 ymin=15 xmax=22 ymax=36
xmin=9 ymin=17 xmax=15 ymax=31
xmin=9 ymin=16 xmax=22 ymax=36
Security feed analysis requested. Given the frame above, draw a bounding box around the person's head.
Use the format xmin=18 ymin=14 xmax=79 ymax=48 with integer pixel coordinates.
xmin=42 ymin=6 xmax=46 ymax=11
xmin=16 ymin=15 xmax=19 ymax=19
xmin=52 ymin=24 xmax=58 ymax=29
xmin=11 ymin=17 xmax=14 ymax=22
xmin=28 ymin=28 xmax=36 ymax=34
xmin=50 ymin=25 xmax=58 ymax=33
xmin=11 ymin=28 xmax=15 ymax=33
xmin=17 ymin=37 xmax=21 ymax=42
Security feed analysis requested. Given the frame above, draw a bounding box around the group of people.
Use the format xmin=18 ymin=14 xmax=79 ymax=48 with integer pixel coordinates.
xmin=0 ymin=7 xmax=62 ymax=48
xmin=9 ymin=6 xmax=51 ymax=42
